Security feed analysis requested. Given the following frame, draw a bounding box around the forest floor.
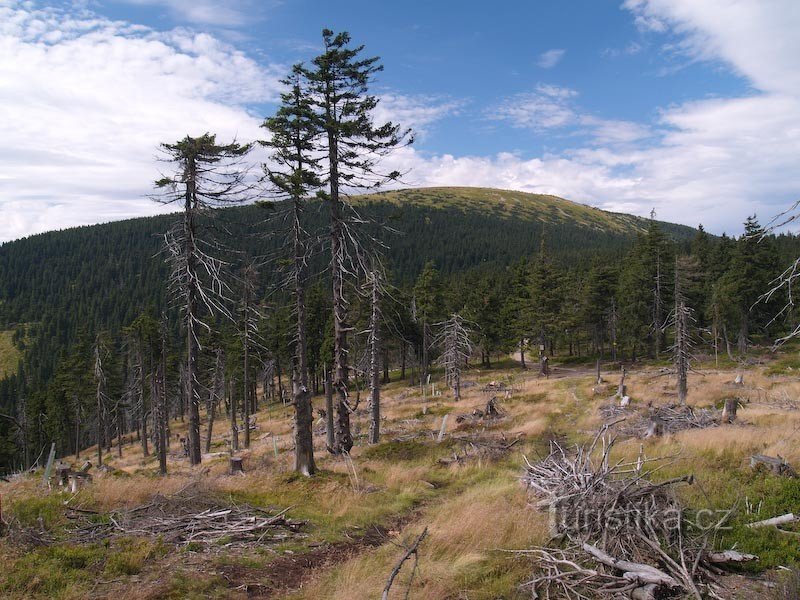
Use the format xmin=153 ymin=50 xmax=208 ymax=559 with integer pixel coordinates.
xmin=1 ymin=352 xmax=799 ymax=599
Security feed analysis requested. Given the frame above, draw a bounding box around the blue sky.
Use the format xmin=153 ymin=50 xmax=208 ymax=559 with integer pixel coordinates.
xmin=1 ymin=0 xmax=799 ymax=241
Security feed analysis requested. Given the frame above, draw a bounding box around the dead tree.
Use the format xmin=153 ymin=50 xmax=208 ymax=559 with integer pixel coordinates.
xmin=670 ymin=259 xmax=695 ymax=405
xmin=93 ymin=335 xmax=110 ymax=468
xmin=156 ymin=321 xmax=170 ymax=474
xmin=205 ymin=348 xmax=225 ymax=454
xmin=152 ymin=134 xmax=253 ymax=465
xmin=229 ymin=374 xmax=239 ymax=454
xmin=305 ymin=30 xmax=412 ymax=454
xmin=434 ymin=314 xmax=474 ymax=401
xmin=239 ymin=261 xmax=262 ymax=450
xmin=367 ymin=269 xmax=383 ymax=444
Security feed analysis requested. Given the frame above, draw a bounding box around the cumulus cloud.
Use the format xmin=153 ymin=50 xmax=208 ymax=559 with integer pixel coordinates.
xmin=489 ymin=85 xmax=651 ymax=146
xmin=536 ymin=48 xmax=565 ymax=69
xmin=372 ymin=94 xmax=464 ymax=140
xmin=460 ymin=0 xmax=800 ymax=232
xmin=0 ymin=1 xmax=282 ymax=241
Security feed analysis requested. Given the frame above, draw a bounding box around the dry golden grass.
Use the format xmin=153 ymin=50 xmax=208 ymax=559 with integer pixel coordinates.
xmin=3 ymin=355 xmax=800 ymax=599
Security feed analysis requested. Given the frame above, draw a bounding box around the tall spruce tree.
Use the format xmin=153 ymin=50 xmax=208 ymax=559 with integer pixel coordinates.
xmin=262 ymin=65 xmax=322 ymax=474
xmin=305 ymin=30 xmax=411 ymax=454
xmin=153 ymin=134 xmax=252 ymax=465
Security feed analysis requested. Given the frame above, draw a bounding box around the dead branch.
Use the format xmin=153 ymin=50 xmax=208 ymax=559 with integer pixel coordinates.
xmin=382 ymin=526 xmax=428 ymax=600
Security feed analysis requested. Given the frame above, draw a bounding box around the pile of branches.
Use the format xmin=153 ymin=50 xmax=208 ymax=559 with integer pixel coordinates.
xmin=600 ymin=404 xmax=720 ymax=438
xmin=518 ymin=426 xmax=752 ymax=599
xmin=67 ymin=487 xmax=304 ymax=549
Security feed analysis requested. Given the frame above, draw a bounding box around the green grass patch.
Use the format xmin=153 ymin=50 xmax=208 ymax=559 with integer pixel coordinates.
xmin=1 ymin=543 xmax=104 ymax=598
xmin=0 ymin=330 xmax=20 ymax=379
xmin=8 ymin=495 xmax=67 ymax=530
xmin=104 ymin=537 xmax=167 ymax=576
xmin=162 ymin=570 xmax=229 ymax=599
xmin=764 ymin=353 xmax=800 ymax=376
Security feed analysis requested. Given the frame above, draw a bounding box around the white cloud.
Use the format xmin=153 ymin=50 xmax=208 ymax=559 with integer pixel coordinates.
xmin=536 ymin=48 xmax=565 ymax=69
xmin=447 ymin=1 xmax=800 ymax=233
xmin=490 ymin=84 xmax=578 ymax=130
xmin=0 ymin=1 xmax=283 ymax=241
xmin=114 ymin=0 xmax=257 ymax=27
xmin=489 ymin=85 xmax=651 ymax=146
xmin=372 ymin=94 xmax=464 ymax=140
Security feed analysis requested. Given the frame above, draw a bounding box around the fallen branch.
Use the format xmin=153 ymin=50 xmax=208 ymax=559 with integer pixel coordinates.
xmin=382 ymin=527 xmax=428 ymax=600
xmin=746 ymin=513 xmax=797 ymax=529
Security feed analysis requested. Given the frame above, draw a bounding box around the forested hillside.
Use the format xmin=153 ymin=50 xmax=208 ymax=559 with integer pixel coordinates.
xmin=0 ymin=186 xmax=691 ymax=385
xmin=0 ymin=186 xmax=798 ymax=473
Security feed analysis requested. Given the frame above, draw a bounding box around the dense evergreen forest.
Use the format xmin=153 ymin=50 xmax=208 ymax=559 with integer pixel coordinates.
xmin=0 ymin=186 xmax=798 ymax=473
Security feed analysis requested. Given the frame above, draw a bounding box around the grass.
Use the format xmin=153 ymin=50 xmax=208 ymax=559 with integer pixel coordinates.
xmin=1 ymin=354 xmax=799 ymax=598
xmin=354 ymin=187 xmax=689 ymax=235
xmin=0 ymin=330 xmax=20 ymax=379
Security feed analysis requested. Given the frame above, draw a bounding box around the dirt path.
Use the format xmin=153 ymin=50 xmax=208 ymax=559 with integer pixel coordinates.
xmin=218 ymin=510 xmax=423 ymax=598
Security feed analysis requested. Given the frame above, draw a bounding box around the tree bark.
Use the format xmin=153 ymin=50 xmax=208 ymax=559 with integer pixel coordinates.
xmin=184 ymin=157 xmax=201 ymax=465
xmin=292 ymin=200 xmax=316 ymax=475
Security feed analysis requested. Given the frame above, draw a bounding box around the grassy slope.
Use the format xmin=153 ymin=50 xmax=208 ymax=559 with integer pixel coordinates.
xmin=357 ymin=186 xmax=696 ymax=236
xmin=0 ymin=330 xmax=19 ymax=379
xmin=1 ymin=355 xmax=798 ymax=599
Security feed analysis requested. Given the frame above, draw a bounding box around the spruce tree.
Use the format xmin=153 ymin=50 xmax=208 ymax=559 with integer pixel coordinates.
xmin=262 ymin=65 xmax=322 ymax=473
xmin=152 ymin=134 xmax=252 ymax=465
xmin=305 ymin=29 xmax=411 ymax=454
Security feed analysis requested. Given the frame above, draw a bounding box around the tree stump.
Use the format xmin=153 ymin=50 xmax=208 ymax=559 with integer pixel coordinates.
xmin=229 ymin=457 xmax=244 ymax=475
xmin=645 ymin=416 xmax=664 ymax=438
xmin=69 ymin=472 xmax=92 ymax=493
xmin=750 ymin=454 xmax=797 ymax=477
xmin=56 ymin=465 xmax=71 ymax=487
xmin=733 ymin=373 xmax=744 ymax=387
xmin=722 ymin=398 xmax=738 ymax=423
xmin=617 ymin=366 xmax=627 ymax=398
xmin=484 ymin=397 xmax=501 ymax=418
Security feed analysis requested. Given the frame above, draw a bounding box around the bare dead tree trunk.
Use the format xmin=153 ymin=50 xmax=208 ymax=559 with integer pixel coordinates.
xmin=368 ymin=270 xmax=382 ymax=444
xmin=610 ymin=299 xmax=618 ymax=362
xmin=672 ymin=260 xmax=693 ymax=406
xmin=205 ymin=348 xmax=224 ymax=454
xmin=292 ymin=205 xmax=316 ymax=476
xmin=74 ymin=398 xmax=81 ymax=459
xmin=324 ymin=365 xmax=334 ymax=452
xmin=94 ymin=338 xmax=107 ymax=468
xmin=241 ymin=266 xmax=256 ymax=450
xmin=329 ymin=185 xmax=353 ymax=454
xmin=229 ymin=375 xmax=239 ymax=454
xmin=157 ymin=330 xmax=168 ymax=474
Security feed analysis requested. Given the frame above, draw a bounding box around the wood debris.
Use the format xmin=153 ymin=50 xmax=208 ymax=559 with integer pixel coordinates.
xmin=517 ymin=425 xmax=749 ymax=599
xmin=599 ymin=403 xmax=721 ymax=438
xmin=66 ymin=486 xmax=304 ymax=549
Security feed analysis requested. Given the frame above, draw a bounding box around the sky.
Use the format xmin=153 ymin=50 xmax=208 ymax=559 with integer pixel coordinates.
xmin=1 ymin=0 xmax=799 ymax=242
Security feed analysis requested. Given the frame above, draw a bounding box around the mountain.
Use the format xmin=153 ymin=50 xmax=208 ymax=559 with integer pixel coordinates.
xmin=0 ymin=186 xmax=697 ymax=387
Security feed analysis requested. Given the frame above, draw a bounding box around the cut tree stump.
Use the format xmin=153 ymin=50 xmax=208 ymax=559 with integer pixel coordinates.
xmin=722 ymin=398 xmax=738 ymax=423
xmin=229 ymin=457 xmax=244 ymax=475
xmin=55 ymin=465 xmax=71 ymax=487
xmin=645 ymin=416 xmax=664 ymax=438
xmin=750 ymin=454 xmax=797 ymax=477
